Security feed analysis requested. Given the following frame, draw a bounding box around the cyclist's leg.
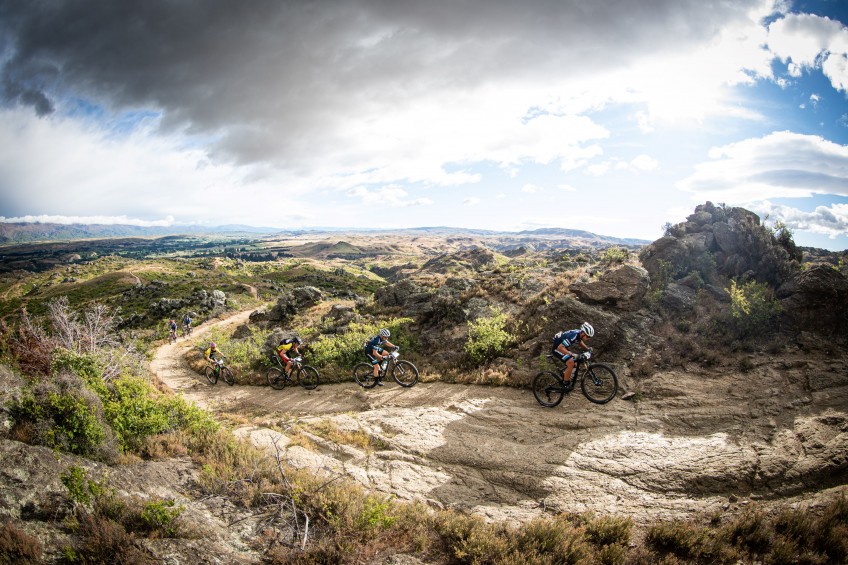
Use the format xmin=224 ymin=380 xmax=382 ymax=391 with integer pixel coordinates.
xmin=554 ymin=345 xmax=574 ymax=382
xmin=366 ymin=350 xmax=380 ymax=377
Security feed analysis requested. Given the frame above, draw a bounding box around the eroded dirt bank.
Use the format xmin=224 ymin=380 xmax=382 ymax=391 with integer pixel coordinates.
xmin=152 ymin=311 xmax=848 ymax=526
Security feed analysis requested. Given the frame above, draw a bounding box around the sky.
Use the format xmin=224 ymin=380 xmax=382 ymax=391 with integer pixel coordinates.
xmin=0 ymin=0 xmax=847 ymax=250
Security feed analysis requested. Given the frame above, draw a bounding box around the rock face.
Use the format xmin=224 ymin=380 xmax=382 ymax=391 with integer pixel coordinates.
xmin=570 ymin=265 xmax=649 ymax=310
xmin=268 ymin=286 xmax=324 ymax=324
xmin=778 ymin=265 xmax=848 ymax=336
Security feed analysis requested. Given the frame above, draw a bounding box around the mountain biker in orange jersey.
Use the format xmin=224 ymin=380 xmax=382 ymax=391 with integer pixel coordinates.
xmin=276 ymin=336 xmax=302 ymax=377
xmin=552 ymin=322 xmax=594 ymax=387
xmin=364 ymin=328 xmax=396 ymax=386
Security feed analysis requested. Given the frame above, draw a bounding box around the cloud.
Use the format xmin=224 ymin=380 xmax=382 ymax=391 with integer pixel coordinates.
xmin=346 ymin=185 xmax=433 ymax=207
xmin=752 ymin=201 xmax=848 ymax=238
xmin=463 ymin=197 xmax=481 ymax=206
xmin=678 ymin=131 xmax=848 ymax=201
xmin=0 ymin=214 xmax=175 ymax=226
xmin=768 ymin=13 xmax=848 ymax=92
xmin=0 ymin=0 xmax=772 ymax=186
xmin=521 ymin=184 xmax=542 ymax=193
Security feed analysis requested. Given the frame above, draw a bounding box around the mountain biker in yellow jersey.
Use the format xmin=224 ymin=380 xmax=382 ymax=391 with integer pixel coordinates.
xmin=364 ymin=328 xmax=396 ymax=386
xmin=552 ymin=322 xmax=594 ymax=388
xmin=276 ymin=336 xmax=302 ymax=377
xmin=205 ymin=342 xmax=223 ymax=368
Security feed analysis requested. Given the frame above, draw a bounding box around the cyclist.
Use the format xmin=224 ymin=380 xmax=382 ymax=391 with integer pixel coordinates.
xmin=166 ymin=318 xmax=177 ymax=340
xmin=205 ymin=342 xmax=224 ymax=375
xmin=552 ymin=322 xmax=594 ymax=388
xmin=276 ymin=336 xmax=302 ymax=378
xmin=364 ymin=328 xmax=396 ymax=386
xmin=182 ymin=313 xmax=192 ymax=335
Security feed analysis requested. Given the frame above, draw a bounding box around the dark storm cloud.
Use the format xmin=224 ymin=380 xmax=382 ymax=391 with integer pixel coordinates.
xmin=0 ymin=0 xmax=764 ymax=167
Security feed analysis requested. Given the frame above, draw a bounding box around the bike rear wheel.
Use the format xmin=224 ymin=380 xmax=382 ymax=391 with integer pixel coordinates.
xmin=580 ymin=363 xmax=618 ymax=404
xmin=533 ymin=371 xmax=565 ymax=407
xmin=222 ymin=367 xmax=235 ymax=386
xmin=299 ymin=366 xmax=320 ymax=390
xmin=266 ymin=367 xmax=287 ymax=390
xmin=391 ymin=360 xmax=419 ymax=387
xmin=205 ymin=366 xmax=218 ymax=385
xmin=353 ymin=363 xmax=378 ymax=389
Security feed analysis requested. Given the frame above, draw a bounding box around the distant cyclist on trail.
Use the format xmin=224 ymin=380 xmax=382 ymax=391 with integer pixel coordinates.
xmin=364 ymin=328 xmax=396 ymax=386
xmin=167 ymin=318 xmax=177 ymax=339
xmin=552 ymin=322 xmax=594 ymax=388
xmin=276 ymin=336 xmax=302 ymax=378
xmin=182 ymin=313 xmax=192 ymax=334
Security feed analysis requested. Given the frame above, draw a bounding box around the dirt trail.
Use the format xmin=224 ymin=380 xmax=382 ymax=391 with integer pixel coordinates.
xmin=152 ymin=310 xmax=848 ymax=525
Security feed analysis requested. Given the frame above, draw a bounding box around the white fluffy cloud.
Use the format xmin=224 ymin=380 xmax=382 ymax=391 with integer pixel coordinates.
xmin=768 ymin=13 xmax=848 ymax=92
xmin=678 ymin=131 xmax=848 ymax=201
xmin=753 ymin=201 xmax=848 ymax=238
xmin=0 ymin=214 xmax=175 ymax=226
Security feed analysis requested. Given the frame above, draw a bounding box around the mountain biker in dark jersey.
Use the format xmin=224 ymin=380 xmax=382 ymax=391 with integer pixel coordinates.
xmin=552 ymin=322 xmax=594 ymax=387
xmin=364 ymin=328 xmax=396 ymax=386
xmin=167 ymin=318 xmax=177 ymax=339
xmin=182 ymin=313 xmax=192 ymax=334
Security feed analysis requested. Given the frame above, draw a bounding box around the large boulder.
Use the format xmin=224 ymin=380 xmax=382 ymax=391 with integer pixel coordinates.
xmin=778 ymin=265 xmax=848 ymax=336
xmin=570 ymin=265 xmax=650 ymax=310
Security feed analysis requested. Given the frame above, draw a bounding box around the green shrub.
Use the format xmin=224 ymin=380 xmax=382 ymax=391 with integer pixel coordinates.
xmin=728 ymin=280 xmax=782 ymax=337
xmin=61 ymin=465 xmax=106 ymax=507
xmin=464 ymin=309 xmax=515 ymax=366
xmin=11 ymin=375 xmax=108 ymax=458
xmin=140 ymin=499 xmax=184 ymax=538
xmin=601 ymin=246 xmax=629 ymax=265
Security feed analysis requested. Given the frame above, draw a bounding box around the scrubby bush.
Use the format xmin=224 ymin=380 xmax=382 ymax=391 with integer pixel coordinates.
xmin=308 ymin=318 xmax=414 ymax=379
xmin=728 ymin=279 xmax=782 ymax=337
xmin=0 ymin=521 xmax=42 ymax=564
xmin=464 ymin=309 xmax=515 ymax=366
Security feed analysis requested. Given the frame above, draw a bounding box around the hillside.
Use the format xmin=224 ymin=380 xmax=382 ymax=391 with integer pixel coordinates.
xmin=1 ymin=202 xmax=847 ymax=563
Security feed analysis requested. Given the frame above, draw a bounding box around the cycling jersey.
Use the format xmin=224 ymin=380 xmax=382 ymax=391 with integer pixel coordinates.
xmin=364 ymin=334 xmax=385 ymax=353
xmin=552 ymin=329 xmax=581 ymax=350
xmin=169 ymin=321 xmax=177 ymax=331
xmin=205 ymin=347 xmax=221 ymax=361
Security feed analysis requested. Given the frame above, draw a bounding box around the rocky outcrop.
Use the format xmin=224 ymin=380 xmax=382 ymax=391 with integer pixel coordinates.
xmin=639 ymin=202 xmax=800 ymax=288
xmin=570 ymin=264 xmax=649 ymax=310
xmin=267 ymin=286 xmax=324 ymax=324
xmin=778 ymin=265 xmax=848 ymax=336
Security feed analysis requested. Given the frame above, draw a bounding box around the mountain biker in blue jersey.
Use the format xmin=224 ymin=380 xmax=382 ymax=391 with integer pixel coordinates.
xmin=552 ymin=322 xmax=594 ymax=387
xmin=364 ymin=328 xmax=396 ymax=386
xmin=182 ymin=313 xmax=192 ymax=334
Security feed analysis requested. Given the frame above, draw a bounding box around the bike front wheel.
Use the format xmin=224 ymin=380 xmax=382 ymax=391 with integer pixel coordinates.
xmin=580 ymin=363 xmax=618 ymax=404
xmin=533 ymin=371 xmax=564 ymax=407
xmin=299 ymin=366 xmax=320 ymax=390
xmin=222 ymin=367 xmax=235 ymax=386
xmin=205 ymin=366 xmax=218 ymax=385
xmin=266 ymin=367 xmax=287 ymax=390
xmin=353 ymin=363 xmax=378 ymax=389
xmin=391 ymin=360 xmax=419 ymax=387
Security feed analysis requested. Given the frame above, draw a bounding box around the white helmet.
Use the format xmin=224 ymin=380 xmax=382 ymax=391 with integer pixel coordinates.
xmin=580 ymin=322 xmax=595 ymax=337
xmin=379 ymin=328 xmax=390 ymax=338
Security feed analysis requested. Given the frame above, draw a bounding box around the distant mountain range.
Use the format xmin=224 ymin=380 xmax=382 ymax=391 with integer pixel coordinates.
xmin=0 ymin=222 xmax=650 ymax=246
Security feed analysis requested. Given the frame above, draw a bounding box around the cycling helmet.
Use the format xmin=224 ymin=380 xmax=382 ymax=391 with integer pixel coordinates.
xmin=379 ymin=328 xmax=390 ymax=338
xmin=580 ymin=322 xmax=595 ymax=337
xmin=294 ymin=336 xmax=302 ymax=345
xmin=210 ymin=342 xmax=217 ymax=349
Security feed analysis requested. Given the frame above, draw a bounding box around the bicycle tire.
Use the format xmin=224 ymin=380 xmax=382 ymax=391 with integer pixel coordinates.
xmin=580 ymin=363 xmax=618 ymax=404
xmin=205 ymin=366 xmax=218 ymax=385
xmin=222 ymin=367 xmax=235 ymax=386
xmin=391 ymin=360 xmax=419 ymax=387
xmin=266 ymin=367 xmax=286 ymax=390
xmin=169 ymin=333 xmax=177 ymax=344
xmin=353 ymin=363 xmax=378 ymax=389
xmin=532 ymin=371 xmax=565 ymax=407
xmin=299 ymin=366 xmax=320 ymax=390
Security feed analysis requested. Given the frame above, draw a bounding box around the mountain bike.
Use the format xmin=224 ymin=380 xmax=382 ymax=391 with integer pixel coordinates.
xmin=167 ymin=327 xmax=177 ymax=344
xmin=181 ymin=323 xmax=192 ymax=337
xmin=352 ymin=349 xmax=419 ymax=389
xmin=532 ymin=351 xmax=618 ymax=407
xmin=205 ymin=356 xmax=235 ymax=386
xmin=266 ymin=356 xmax=319 ymax=390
